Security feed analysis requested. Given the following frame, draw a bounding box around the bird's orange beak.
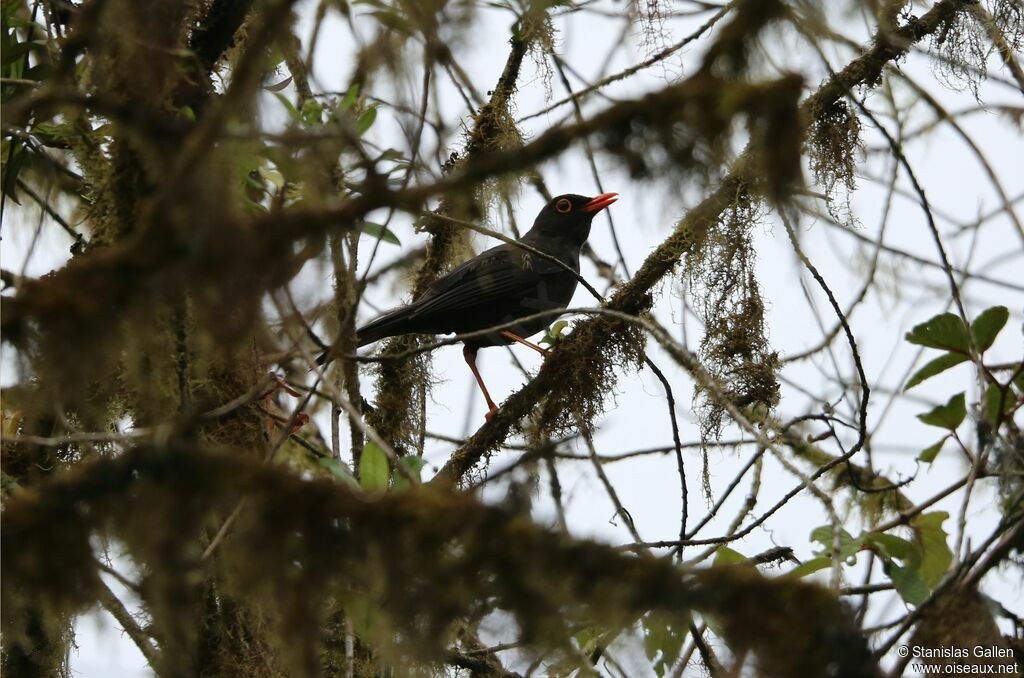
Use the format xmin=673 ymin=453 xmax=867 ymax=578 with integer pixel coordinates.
xmin=581 ymin=192 xmax=619 ymax=213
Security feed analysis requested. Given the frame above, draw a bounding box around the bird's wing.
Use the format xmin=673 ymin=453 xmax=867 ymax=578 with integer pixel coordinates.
xmin=408 ymin=244 xmax=555 ymax=319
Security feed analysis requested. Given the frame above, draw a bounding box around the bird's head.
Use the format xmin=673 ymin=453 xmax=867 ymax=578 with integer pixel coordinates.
xmin=530 ymin=192 xmax=618 ymax=245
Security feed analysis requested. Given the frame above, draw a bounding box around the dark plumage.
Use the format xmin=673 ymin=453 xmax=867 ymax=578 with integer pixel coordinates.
xmin=349 ymin=192 xmax=618 ymax=418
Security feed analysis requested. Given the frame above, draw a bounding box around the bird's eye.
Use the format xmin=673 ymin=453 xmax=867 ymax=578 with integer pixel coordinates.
xmin=555 ymin=198 xmax=572 ymax=213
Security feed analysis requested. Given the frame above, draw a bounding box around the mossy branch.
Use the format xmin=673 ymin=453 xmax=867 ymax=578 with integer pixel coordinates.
xmin=2 ymin=444 xmax=879 ymax=678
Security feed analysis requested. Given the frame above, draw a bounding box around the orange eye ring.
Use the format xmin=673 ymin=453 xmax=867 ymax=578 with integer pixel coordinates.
xmin=555 ymin=198 xmax=572 ymax=213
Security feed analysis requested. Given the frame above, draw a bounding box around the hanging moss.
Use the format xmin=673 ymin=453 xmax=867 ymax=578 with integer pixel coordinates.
xmin=930 ymin=8 xmax=990 ymax=99
xmin=535 ymin=308 xmax=649 ymax=437
xmin=685 ymin=195 xmax=780 ymax=442
xmin=989 ymin=0 xmax=1024 ymax=49
xmin=806 ymin=98 xmax=862 ymax=226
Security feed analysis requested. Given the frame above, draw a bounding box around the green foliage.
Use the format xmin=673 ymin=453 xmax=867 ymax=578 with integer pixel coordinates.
xmin=392 ymin=456 xmax=426 ymax=492
xmin=905 ymin=312 xmax=972 ymax=352
xmin=357 ymin=222 xmax=401 ymax=246
xmin=913 ymin=513 xmax=954 ymax=589
xmin=0 ymin=138 xmax=26 ymax=205
xmin=919 ymin=438 xmax=947 ymax=463
xmin=713 ymin=545 xmax=748 ymax=565
xmin=806 ymin=514 xmax=953 ymax=605
xmin=355 ymin=106 xmax=377 ymax=135
xmin=317 ymin=456 xmax=361 ymax=489
xmin=904 ymin=305 xmax=1007 ymax=359
xmin=886 ymin=561 xmax=930 ymax=605
xmin=982 ymin=383 xmax=1015 ymax=429
xmin=300 ymin=99 xmax=325 ymax=127
xmin=970 ymin=306 xmax=1009 ymax=352
xmin=341 ymin=83 xmax=359 ymax=111
xmin=905 ymin=352 xmax=968 ymax=391
xmin=642 ymin=612 xmax=686 ymax=677
xmin=917 ymin=392 xmax=966 ymax=430
xmin=1 ymin=4 xmax=55 ymax=208
xmin=785 ymin=557 xmax=830 ymax=579
xmin=539 ymin=319 xmax=569 ymax=347
xmin=359 ymin=441 xmax=390 ymax=491
xmin=810 ymin=525 xmax=861 ymax=564
xmin=274 ymin=91 xmax=301 ymax=120
xmin=904 ymin=306 xmax=1017 ymax=462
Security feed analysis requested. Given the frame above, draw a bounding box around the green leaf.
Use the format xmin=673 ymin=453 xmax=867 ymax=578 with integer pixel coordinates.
xmin=2 ymin=41 xmax=34 ymax=67
xmin=713 ymin=546 xmax=747 ymax=565
xmin=273 ymin=92 xmax=300 ymax=121
xmin=918 ymin=437 xmax=947 ymax=463
xmin=300 ymin=99 xmax=324 ymax=127
xmin=540 ymin=320 xmax=569 ymax=346
xmin=917 ymin=392 xmax=966 ymax=430
xmin=864 ymin=532 xmax=915 ymax=562
xmin=912 ymin=512 xmax=953 ymax=588
xmin=359 ymin=441 xmax=389 ymax=491
xmin=0 ymin=139 xmax=25 ymax=204
xmin=1013 ymin=367 xmax=1024 ymax=395
xmin=257 ymin=166 xmax=285 ymax=190
xmin=810 ymin=525 xmax=862 ymax=561
xmin=784 ymin=556 xmax=830 ymax=579
xmin=356 ymin=105 xmax=377 ymax=135
xmin=340 ymin=83 xmax=360 ymax=111
xmin=317 ymin=456 xmax=360 ymax=489
xmin=641 ymin=613 xmax=685 ymax=678
xmin=357 ymin=221 xmax=400 ymax=246
xmin=905 ymin=313 xmax=970 ymax=353
xmin=904 ymin=352 xmax=969 ymax=391
xmin=970 ymin=306 xmax=1008 ymax=352
xmin=392 ymin=455 xmax=426 ymax=491
xmin=982 ymin=383 xmax=1014 ymax=429
xmin=887 ymin=562 xmax=929 ymax=605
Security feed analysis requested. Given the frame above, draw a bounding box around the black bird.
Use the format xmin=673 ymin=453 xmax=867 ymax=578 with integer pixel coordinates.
xmin=352 ymin=192 xmax=618 ymax=419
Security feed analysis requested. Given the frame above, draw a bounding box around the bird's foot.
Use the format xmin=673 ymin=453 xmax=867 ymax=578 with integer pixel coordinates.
xmin=485 ymin=406 xmax=499 ymax=422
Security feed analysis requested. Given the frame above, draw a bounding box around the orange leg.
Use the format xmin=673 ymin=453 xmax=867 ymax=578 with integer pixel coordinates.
xmin=463 ymin=346 xmax=499 ymax=420
xmin=499 ymin=330 xmax=549 ymax=357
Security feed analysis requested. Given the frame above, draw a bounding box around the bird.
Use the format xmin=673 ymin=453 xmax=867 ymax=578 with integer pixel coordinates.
xmin=342 ymin=192 xmax=617 ymax=419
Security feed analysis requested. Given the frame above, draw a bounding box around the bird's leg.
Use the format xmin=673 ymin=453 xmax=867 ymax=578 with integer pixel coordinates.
xmin=463 ymin=346 xmax=499 ymax=420
xmin=499 ymin=330 xmax=549 ymax=357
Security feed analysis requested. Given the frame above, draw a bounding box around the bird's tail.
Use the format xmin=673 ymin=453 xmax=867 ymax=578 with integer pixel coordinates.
xmin=314 ymin=306 xmax=420 ymax=367
xmin=354 ymin=305 xmax=419 ymax=347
